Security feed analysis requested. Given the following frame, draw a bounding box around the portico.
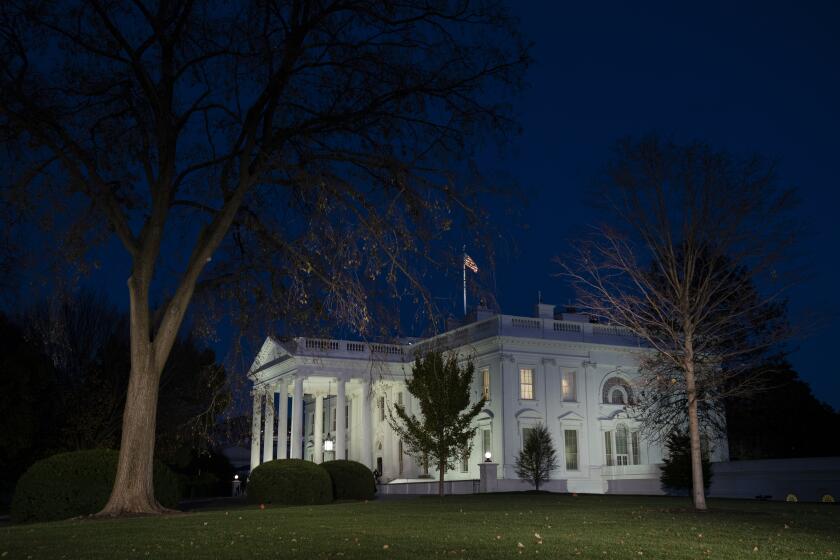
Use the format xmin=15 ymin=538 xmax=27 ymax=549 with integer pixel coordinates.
xmin=250 ymin=371 xmax=374 ymax=468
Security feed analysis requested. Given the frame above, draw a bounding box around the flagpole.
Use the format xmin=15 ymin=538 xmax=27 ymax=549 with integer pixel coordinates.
xmin=463 ymin=245 xmax=467 ymax=317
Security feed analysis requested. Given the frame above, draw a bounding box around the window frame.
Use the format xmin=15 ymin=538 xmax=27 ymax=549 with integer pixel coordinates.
xmin=562 ymin=370 xmax=577 ymax=402
xmin=519 ymin=367 xmax=535 ymax=400
xmin=564 ymin=429 xmax=579 ymax=471
xmin=481 ymin=367 xmax=491 ymax=401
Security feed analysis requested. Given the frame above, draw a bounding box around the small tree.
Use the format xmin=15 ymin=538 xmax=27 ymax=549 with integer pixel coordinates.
xmin=389 ymin=351 xmax=485 ymax=496
xmin=660 ymin=431 xmax=712 ymax=495
xmin=514 ymin=423 xmax=557 ymax=491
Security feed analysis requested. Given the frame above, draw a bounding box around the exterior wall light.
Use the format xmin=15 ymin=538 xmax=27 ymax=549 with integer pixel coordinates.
xmin=484 ymin=451 xmax=492 ymax=462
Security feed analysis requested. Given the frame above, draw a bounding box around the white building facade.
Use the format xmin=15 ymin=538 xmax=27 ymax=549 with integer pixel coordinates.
xmin=248 ymin=303 xmax=728 ymax=494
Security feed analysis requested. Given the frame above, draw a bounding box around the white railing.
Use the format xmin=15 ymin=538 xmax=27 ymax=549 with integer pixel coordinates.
xmin=294 ymin=314 xmax=638 ymax=361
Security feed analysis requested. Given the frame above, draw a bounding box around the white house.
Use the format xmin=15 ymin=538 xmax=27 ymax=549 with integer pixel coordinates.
xmin=247 ymin=302 xmax=728 ymax=494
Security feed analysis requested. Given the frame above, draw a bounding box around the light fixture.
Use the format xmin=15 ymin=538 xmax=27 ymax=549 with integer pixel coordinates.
xmin=234 ymin=474 xmax=239 ymax=480
xmin=484 ymin=451 xmax=492 ymax=462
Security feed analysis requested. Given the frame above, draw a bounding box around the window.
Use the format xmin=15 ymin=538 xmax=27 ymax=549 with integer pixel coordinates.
xmin=631 ymin=430 xmax=641 ymax=465
xmin=481 ymin=367 xmax=491 ymax=400
xmin=519 ymin=368 xmax=534 ymax=400
xmin=309 ymin=413 xmax=314 ymax=435
xmin=615 ymin=424 xmax=629 ymax=465
xmin=603 ymin=377 xmax=634 ymax=404
xmin=399 ymin=440 xmax=404 ymax=475
xmin=604 ymin=431 xmax=613 ymax=466
xmin=562 ymin=371 xmax=576 ymax=402
xmin=397 ymin=392 xmax=403 ymax=406
xmin=345 ymin=404 xmax=349 ymax=427
xmin=522 ymin=427 xmax=535 ymax=450
xmin=482 ymin=429 xmax=491 ymax=459
xmin=564 ymin=429 xmax=579 ymax=471
xmin=461 ymin=448 xmax=469 ymax=473
xmin=331 ymin=408 xmax=336 ymax=431
xmin=378 ymin=396 xmax=385 ymax=422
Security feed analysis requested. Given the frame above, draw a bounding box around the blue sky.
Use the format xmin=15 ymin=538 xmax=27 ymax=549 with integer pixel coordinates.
xmin=485 ymin=1 xmax=839 ymax=406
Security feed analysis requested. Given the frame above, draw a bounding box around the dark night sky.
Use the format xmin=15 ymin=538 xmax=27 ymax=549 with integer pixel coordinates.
xmin=32 ymin=1 xmax=839 ymax=409
xmin=486 ymin=1 xmax=840 ymax=407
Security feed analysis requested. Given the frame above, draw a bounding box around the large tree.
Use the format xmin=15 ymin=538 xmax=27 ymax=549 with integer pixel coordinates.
xmin=388 ymin=351 xmax=485 ymax=496
xmin=0 ymin=1 xmax=527 ymax=514
xmin=560 ymin=137 xmax=797 ymax=510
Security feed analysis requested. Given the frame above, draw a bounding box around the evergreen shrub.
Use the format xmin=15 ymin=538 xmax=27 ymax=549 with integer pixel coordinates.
xmin=11 ymin=449 xmax=180 ymax=523
xmin=247 ymin=459 xmax=332 ymax=505
xmin=659 ymin=432 xmax=713 ymax=495
xmin=321 ymin=460 xmax=376 ymax=500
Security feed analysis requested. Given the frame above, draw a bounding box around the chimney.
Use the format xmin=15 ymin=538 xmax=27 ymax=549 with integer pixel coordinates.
xmin=534 ymin=302 xmax=555 ymax=319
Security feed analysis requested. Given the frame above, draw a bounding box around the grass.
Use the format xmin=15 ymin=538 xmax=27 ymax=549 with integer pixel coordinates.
xmin=0 ymin=493 xmax=838 ymax=559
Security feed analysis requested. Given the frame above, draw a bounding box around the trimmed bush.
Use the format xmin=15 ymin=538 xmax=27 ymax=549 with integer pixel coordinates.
xmin=321 ymin=460 xmax=376 ymax=500
xmin=11 ymin=449 xmax=180 ymax=523
xmin=247 ymin=459 xmax=332 ymax=505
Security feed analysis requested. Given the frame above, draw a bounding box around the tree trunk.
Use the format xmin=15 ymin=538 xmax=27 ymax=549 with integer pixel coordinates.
xmin=98 ymin=352 xmax=165 ymax=514
xmin=98 ymin=275 xmax=168 ymax=516
xmin=685 ymin=360 xmax=708 ymax=511
xmin=438 ymin=453 xmax=446 ymax=497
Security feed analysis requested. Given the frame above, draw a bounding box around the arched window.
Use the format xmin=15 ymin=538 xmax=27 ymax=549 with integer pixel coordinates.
xmin=602 ymin=377 xmax=634 ymax=405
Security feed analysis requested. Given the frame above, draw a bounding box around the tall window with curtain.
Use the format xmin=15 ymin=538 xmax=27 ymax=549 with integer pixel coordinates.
xmin=564 ymin=429 xmax=579 ymax=470
xmin=631 ymin=430 xmax=641 ymax=465
xmin=562 ymin=371 xmax=576 ymax=401
xmin=481 ymin=367 xmax=491 ymax=400
xmin=604 ymin=431 xmax=613 ymax=466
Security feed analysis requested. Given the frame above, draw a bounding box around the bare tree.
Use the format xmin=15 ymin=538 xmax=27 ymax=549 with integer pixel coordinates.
xmin=559 ymin=137 xmax=798 ymax=510
xmin=0 ymin=1 xmax=528 ymax=515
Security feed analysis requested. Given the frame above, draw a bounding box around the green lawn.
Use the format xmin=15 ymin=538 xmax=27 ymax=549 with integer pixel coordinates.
xmin=1 ymin=494 xmax=838 ymax=559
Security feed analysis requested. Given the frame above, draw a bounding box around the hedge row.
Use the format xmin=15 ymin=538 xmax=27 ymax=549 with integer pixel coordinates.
xmin=247 ymin=459 xmax=375 ymax=505
xmin=11 ymin=449 xmax=180 ymax=524
xmin=11 ymin=452 xmax=376 ymax=523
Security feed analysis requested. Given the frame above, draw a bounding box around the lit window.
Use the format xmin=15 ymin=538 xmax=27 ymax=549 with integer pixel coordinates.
xmin=562 ymin=371 xmax=576 ymax=402
xmin=631 ymin=430 xmax=641 ymax=465
xmin=565 ymin=430 xmax=579 ymax=471
xmin=481 ymin=367 xmax=491 ymax=400
xmin=604 ymin=431 xmax=613 ymax=466
xmin=519 ymin=368 xmax=534 ymax=400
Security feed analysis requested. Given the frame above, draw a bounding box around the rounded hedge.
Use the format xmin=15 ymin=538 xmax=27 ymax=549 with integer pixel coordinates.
xmin=321 ymin=460 xmax=376 ymax=500
xmin=247 ymin=459 xmax=332 ymax=505
xmin=11 ymin=449 xmax=180 ymax=523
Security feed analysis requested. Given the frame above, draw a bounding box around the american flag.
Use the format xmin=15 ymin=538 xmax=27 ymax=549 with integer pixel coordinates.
xmin=464 ymin=253 xmax=479 ymax=273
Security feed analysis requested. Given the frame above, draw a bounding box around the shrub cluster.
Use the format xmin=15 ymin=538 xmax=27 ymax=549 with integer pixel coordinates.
xmin=321 ymin=460 xmax=376 ymax=500
xmin=11 ymin=449 xmax=180 ymax=523
xmin=247 ymin=459 xmax=333 ymax=505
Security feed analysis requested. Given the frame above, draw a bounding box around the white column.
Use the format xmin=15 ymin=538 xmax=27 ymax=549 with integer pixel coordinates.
xmin=262 ymin=388 xmax=275 ymax=463
xmin=361 ymin=381 xmax=372 ymax=468
xmin=290 ymin=377 xmax=304 ymax=459
xmin=276 ymin=379 xmax=288 ymax=459
xmin=250 ymin=391 xmax=262 ymax=470
xmin=314 ymin=394 xmax=324 ymax=463
xmin=335 ymin=379 xmax=346 ymax=461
